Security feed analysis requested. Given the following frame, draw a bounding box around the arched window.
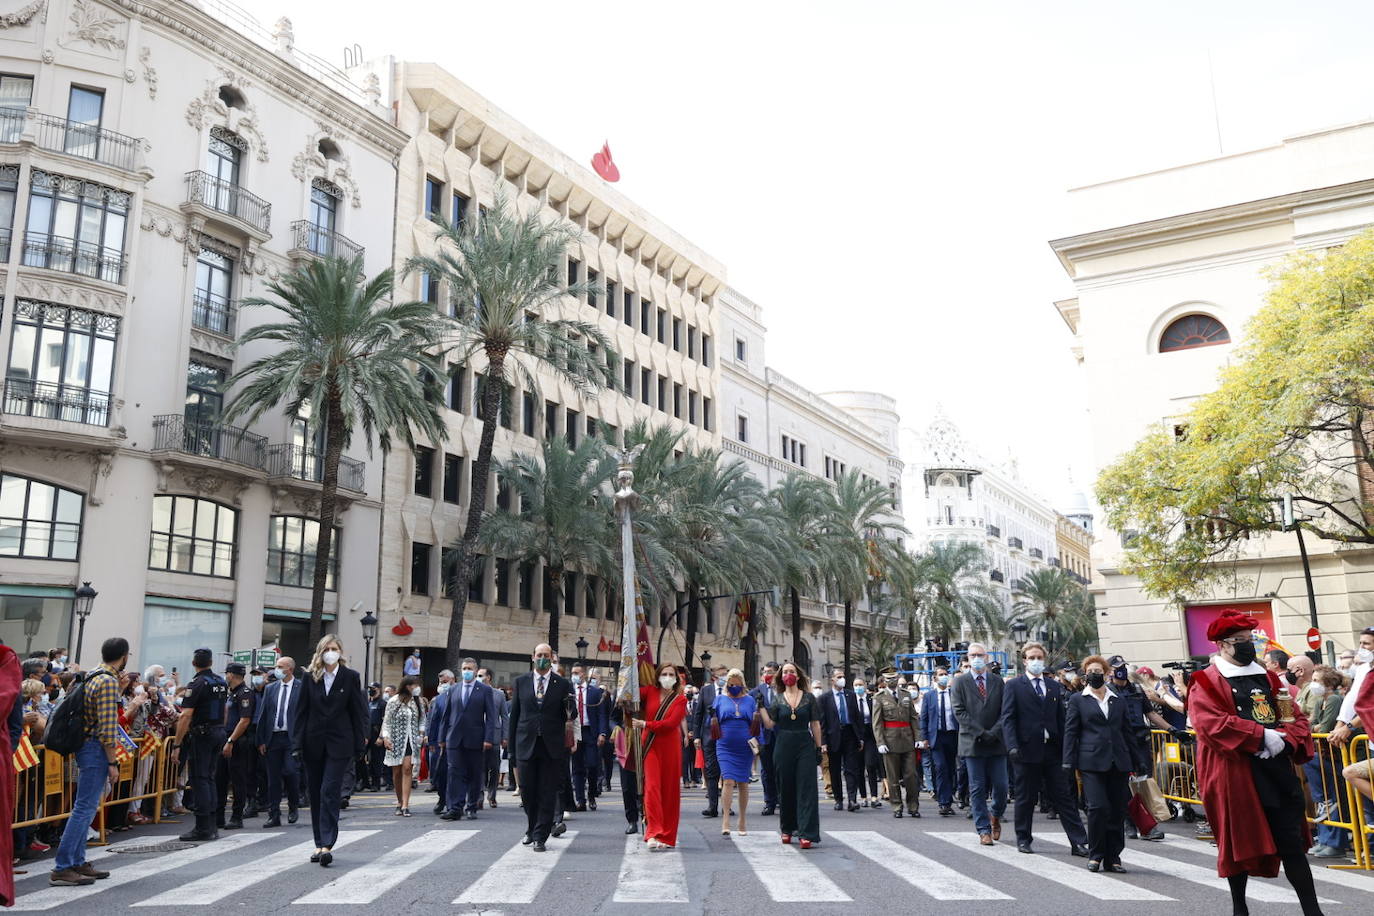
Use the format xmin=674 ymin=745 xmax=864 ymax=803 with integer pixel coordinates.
xmin=0 ymin=474 xmax=83 ymax=559
xmin=1159 ymin=314 xmax=1230 ymax=352
xmin=148 ymin=495 xmax=237 ymax=577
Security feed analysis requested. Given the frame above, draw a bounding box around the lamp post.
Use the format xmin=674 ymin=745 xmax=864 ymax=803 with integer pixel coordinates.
xmin=699 ymin=649 xmax=712 ymax=684
xmin=72 ymin=581 xmax=97 ymax=665
xmin=575 ymin=635 xmax=589 ymax=668
xmin=359 ymin=611 xmax=378 ymax=687
xmin=1010 ymin=620 xmax=1028 ymax=673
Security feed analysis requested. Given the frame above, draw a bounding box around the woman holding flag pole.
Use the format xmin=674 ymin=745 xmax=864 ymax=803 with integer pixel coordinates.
xmin=630 ymin=661 xmax=688 ymax=849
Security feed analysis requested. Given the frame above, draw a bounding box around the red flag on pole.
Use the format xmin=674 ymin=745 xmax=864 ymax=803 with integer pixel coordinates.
xmin=592 ymin=142 xmax=620 ymax=182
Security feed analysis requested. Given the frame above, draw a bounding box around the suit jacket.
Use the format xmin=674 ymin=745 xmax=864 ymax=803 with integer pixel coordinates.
xmin=818 ymin=687 xmax=865 ymax=749
xmin=367 ymin=696 xmax=386 ymax=740
xmin=255 ymin=677 xmax=303 ymax=747
xmin=1063 ymin=690 xmax=1142 ymax=773
xmin=442 ymin=680 xmax=498 ymax=750
xmin=571 ymin=682 xmax=610 ymax=738
xmin=492 ymin=689 xmax=509 ymax=743
xmin=951 ymin=670 xmax=1006 ymax=757
xmin=749 ymin=683 xmax=778 ymax=745
xmin=508 ymin=670 xmax=574 ymax=762
xmin=291 ymin=665 xmax=367 ymax=760
xmin=921 ymin=687 xmax=959 ymax=747
xmin=693 ymin=682 xmax=720 ymax=742
xmin=872 ymin=689 xmax=918 ymax=754
xmin=1000 ymin=674 xmax=1067 ymax=763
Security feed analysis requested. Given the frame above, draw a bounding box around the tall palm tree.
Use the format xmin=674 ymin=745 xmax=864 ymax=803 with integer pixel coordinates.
xmin=478 ymin=436 xmax=617 ymax=652
xmin=1013 ymin=568 xmax=1097 ymax=663
xmin=770 ymin=473 xmax=834 ymax=673
xmin=225 ymin=255 xmax=447 ymax=645
xmin=912 ymin=540 xmax=1005 ymax=646
xmin=824 ymin=471 xmax=910 ymax=678
xmin=407 ymin=193 xmax=616 ymax=668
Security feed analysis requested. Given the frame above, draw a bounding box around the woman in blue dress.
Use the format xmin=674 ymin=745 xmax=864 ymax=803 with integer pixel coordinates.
xmin=711 ymin=667 xmax=758 ymax=836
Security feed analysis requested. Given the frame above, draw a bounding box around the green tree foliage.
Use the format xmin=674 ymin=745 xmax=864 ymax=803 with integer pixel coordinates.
xmin=1011 ymin=567 xmax=1097 ymax=663
xmin=910 ymin=541 xmax=1004 ymax=645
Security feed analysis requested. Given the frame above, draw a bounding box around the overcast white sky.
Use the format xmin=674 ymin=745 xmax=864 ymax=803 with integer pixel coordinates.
xmin=238 ymin=0 xmax=1374 ymax=506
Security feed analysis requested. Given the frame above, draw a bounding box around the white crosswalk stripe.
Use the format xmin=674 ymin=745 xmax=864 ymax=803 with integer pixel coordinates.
xmin=614 ymin=834 xmax=689 ymax=903
xmin=828 ymin=831 xmax=1011 ymax=900
xmin=929 ymin=832 xmax=1174 ymax=900
xmin=732 ymin=831 xmax=851 ymax=902
xmin=1162 ymin=832 xmax=1374 ymax=892
xmin=12 ymin=833 xmax=276 ymax=911
xmin=131 ymin=830 xmax=379 ymax=906
xmin=294 ymin=829 xmax=476 ymax=905
xmin=1035 ymin=834 xmax=1337 ymax=904
xmin=454 ymin=831 xmax=579 ymax=904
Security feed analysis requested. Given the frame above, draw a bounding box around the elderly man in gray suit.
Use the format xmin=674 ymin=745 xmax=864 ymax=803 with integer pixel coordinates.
xmin=950 ymin=642 xmax=1009 ymax=846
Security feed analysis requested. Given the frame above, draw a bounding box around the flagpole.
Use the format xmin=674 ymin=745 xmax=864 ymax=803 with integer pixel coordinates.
xmin=613 ymin=444 xmax=646 ymax=834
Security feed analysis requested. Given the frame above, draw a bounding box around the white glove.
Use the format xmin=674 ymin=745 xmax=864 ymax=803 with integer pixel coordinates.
xmin=917 ymin=740 xmax=929 ymax=750
xmin=877 ymin=744 xmax=889 ymax=755
xmin=1262 ymin=728 xmax=1286 ymax=758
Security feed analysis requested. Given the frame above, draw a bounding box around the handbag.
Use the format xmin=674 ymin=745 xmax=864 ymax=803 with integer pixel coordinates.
xmin=1132 ymin=775 xmax=1171 ymax=822
xmin=1127 ymin=792 xmax=1159 ymax=834
xmin=710 ymin=712 xmax=721 ymax=742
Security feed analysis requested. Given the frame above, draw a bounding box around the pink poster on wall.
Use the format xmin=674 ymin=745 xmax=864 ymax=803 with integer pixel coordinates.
xmin=1184 ymin=600 xmax=1275 ymax=657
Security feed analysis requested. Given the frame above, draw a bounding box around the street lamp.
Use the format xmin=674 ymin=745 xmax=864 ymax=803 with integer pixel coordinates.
xmin=575 ymin=635 xmax=589 ymax=667
xmin=72 ymin=581 xmax=97 ymax=665
xmin=359 ymin=610 xmax=378 ymax=687
xmin=699 ymin=649 xmax=711 ymax=683
xmin=1011 ymin=620 xmax=1028 ymax=644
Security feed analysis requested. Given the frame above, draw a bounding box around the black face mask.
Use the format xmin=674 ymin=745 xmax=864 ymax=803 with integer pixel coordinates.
xmin=1230 ymin=641 xmax=1257 ymax=666
xmin=1284 ymin=670 xmax=1298 ymax=685
xmin=1085 ymin=672 xmax=1106 ymax=689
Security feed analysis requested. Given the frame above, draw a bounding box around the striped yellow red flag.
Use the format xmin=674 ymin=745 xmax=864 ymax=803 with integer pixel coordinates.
xmin=138 ymin=732 xmax=160 ymax=759
xmin=13 ymin=727 xmax=39 ymax=771
xmin=114 ymin=726 xmax=138 ymax=763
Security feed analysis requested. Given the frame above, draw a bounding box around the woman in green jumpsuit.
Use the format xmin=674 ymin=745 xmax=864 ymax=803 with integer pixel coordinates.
xmin=760 ymin=661 xmax=823 ymax=847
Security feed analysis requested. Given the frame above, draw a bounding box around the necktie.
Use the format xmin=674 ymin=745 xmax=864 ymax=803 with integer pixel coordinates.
xmin=1034 ymin=678 xmax=1044 ymax=699
xmin=578 ymin=686 xmax=585 ymax=725
xmin=976 ymin=676 xmax=986 ymax=699
xmin=276 ymin=682 xmax=288 ymax=730
xmin=939 ymin=691 xmax=947 ymax=730
xmin=536 ymin=676 xmax=545 ymax=700
xmin=463 ymin=683 xmax=471 ymax=707
xmin=838 ymin=693 xmax=849 ymax=726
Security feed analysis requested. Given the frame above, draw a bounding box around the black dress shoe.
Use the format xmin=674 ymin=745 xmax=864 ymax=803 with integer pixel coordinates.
xmin=1087 ymin=860 xmax=1101 ymax=872
xmin=847 ymin=803 xmax=860 ymax=812
xmin=908 ymin=809 xmax=921 ymax=818
xmin=1017 ymin=843 xmax=1033 ymax=854
xmin=532 ymin=840 xmax=547 ymax=852
xmin=339 ymin=799 xmax=349 ymax=810
xmin=894 ymin=809 xmax=904 ymax=818
xmin=1105 ymin=863 xmax=1127 ymax=873
xmin=440 ymin=810 xmax=463 ymax=821
xmin=939 ymin=806 xmax=955 ymax=817
xmin=871 ymin=801 xmax=883 ymax=809
xmin=833 ymin=803 xmax=844 ymax=811
xmin=588 ymin=800 xmax=597 ymax=811
xmin=465 ymin=807 xmax=477 ymax=819
xmin=701 ymin=809 xmax=719 ymax=818
xmin=521 ymin=833 xmax=533 ymax=846
xmin=551 ymin=822 xmax=567 ymax=837
xmin=287 ymin=810 xmax=299 ymax=825
xmin=263 ymin=817 xmax=282 ymax=828
xmin=1071 ymin=843 xmax=1090 ymax=858
xmin=319 ymin=851 xmax=333 ymax=867
xmin=625 ymin=823 xmax=637 ymax=834
xmin=574 ymin=803 xmax=587 ymax=812
xmin=224 ymin=818 xmax=243 ymax=830
xmin=761 ymin=807 xmax=775 ymax=816
xmin=179 ymin=829 xmax=217 ymax=842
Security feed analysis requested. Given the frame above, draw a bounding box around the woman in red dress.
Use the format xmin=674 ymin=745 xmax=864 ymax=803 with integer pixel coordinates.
xmin=632 ymin=662 xmax=688 ymax=849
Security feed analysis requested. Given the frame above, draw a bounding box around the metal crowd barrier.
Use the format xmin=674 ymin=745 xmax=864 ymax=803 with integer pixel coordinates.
xmin=12 ymin=737 xmax=187 ymax=846
xmin=1148 ymin=728 xmax=1373 ymax=870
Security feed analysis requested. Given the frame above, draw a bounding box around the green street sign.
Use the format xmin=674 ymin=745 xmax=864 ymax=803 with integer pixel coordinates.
xmin=232 ymin=650 xmax=254 ymax=666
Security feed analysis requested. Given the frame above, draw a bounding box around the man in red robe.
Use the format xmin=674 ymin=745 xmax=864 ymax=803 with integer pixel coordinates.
xmin=1189 ymin=610 xmax=1322 ymax=916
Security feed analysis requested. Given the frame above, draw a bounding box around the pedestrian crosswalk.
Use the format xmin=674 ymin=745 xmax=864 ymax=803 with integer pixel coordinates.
xmin=9 ymin=821 xmax=1372 ymax=910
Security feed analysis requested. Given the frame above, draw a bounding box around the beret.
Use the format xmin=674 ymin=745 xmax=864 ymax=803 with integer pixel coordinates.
xmin=1206 ymin=610 xmax=1258 ymax=642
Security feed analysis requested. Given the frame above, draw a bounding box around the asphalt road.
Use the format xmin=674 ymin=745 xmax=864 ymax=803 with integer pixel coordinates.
xmin=11 ymin=782 xmax=1371 ymax=914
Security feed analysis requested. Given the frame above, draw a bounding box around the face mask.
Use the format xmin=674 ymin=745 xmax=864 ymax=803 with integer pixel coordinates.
xmin=276 ymin=669 xmax=290 ymax=681
xmin=1066 ymin=672 xmax=1080 ymax=683
xmin=908 ymin=687 xmax=919 ymax=698
xmin=1112 ymin=666 xmax=1129 ymax=681
xmin=854 ymin=685 xmax=866 ymax=696
xmin=834 ymin=677 xmax=846 ymax=689
xmin=438 ymin=682 xmax=452 ymax=693
xmin=534 ymin=658 xmax=551 ymax=672
xmin=161 ymin=676 xmax=174 ymax=687
xmin=1284 ymin=670 xmax=1298 ymax=685
xmin=937 ymin=675 xmax=949 ymax=687
xmin=413 ymin=651 xmax=421 ymax=657
xmin=322 ymin=650 xmax=340 ymax=666
xmin=1026 ymin=660 xmax=1045 ymax=676
xmin=173 ymin=696 xmax=183 ymax=706
xmin=1230 ymin=641 xmax=1258 ymax=666
xmin=883 ymin=678 xmax=898 ymax=691
xmin=251 ymin=676 xmax=264 ymax=688
xmin=659 ymin=674 xmax=677 ymax=689
xmin=716 ymin=677 xmax=726 ymax=688
xmin=1309 ymin=682 xmax=1327 ymax=696
xmin=1085 ymin=672 xmax=1106 ymax=689
xmin=588 ymin=678 xmax=598 ymax=688
xmin=781 ymin=673 xmax=797 ymax=687
xmin=570 ymin=674 xmax=581 ymax=686
xmin=410 ymin=686 xmax=422 ymax=696
xmin=727 ymin=684 xmax=743 ymax=696
xmin=763 ymin=673 xmax=773 ymax=684
xmin=59 ymin=656 xmax=68 ymax=665
xmin=811 ymin=687 xmax=822 ymax=697
xmin=969 ymin=657 xmax=986 ymax=672
xmin=1357 ymin=647 xmax=1374 ymax=665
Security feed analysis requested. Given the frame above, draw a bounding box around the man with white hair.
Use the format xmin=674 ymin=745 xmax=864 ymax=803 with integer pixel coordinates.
xmin=951 ymin=642 xmax=1008 ymax=846
xmin=426 ymin=668 xmax=457 ymax=815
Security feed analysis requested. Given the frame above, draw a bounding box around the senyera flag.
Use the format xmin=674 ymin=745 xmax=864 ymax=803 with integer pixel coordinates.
xmin=592 ymin=141 xmax=620 ymax=182
xmin=616 ymin=587 xmax=653 ymax=706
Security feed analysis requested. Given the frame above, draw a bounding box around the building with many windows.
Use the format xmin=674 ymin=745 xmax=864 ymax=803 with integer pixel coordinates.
xmin=364 ymin=60 xmax=726 ymax=686
xmin=1050 ymin=118 xmax=1374 ymax=667
xmin=718 ymin=286 xmax=906 ymax=675
xmin=0 ymin=2 xmax=400 ymax=669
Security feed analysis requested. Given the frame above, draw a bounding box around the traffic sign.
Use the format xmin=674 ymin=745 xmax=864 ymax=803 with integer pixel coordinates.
xmin=232 ymin=649 xmax=254 ymax=666
xmin=1306 ymin=627 xmax=1321 ymax=650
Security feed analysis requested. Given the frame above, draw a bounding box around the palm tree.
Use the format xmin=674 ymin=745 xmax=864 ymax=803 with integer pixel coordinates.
xmin=912 ymin=540 xmax=1005 ymax=646
xmin=478 ymin=436 xmax=617 ymax=652
xmin=1013 ymin=568 xmax=1097 ymax=662
xmin=225 ymin=255 xmax=447 ymax=645
xmin=824 ymin=471 xmax=910 ymax=678
xmin=769 ymin=473 xmax=834 ymax=673
xmin=406 ymin=193 xmax=616 ymax=668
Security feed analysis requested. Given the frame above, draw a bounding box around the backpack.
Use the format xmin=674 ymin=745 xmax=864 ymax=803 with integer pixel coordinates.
xmin=45 ymin=670 xmax=114 ymax=756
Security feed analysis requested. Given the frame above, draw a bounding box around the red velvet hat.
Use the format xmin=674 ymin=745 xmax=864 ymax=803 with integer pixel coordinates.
xmin=1206 ymin=610 xmax=1259 ymax=642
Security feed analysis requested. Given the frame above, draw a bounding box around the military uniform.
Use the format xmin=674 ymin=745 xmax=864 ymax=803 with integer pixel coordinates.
xmin=873 ymin=673 xmax=921 ymax=816
xmin=221 ymin=667 xmax=256 ymax=827
xmin=181 ymin=656 xmax=228 ymax=839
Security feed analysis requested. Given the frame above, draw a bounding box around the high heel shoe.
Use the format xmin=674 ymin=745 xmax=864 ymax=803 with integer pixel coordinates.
xmin=781 ymin=833 xmax=792 ymax=845
xmin=721 ymin=826 xmax=731 ymax=836
xmin=402 ymin=807 xmax=412 ymax=817
xmin=800 ymin=839 xmax=813 ymax=849
xmin=737 ymin=820 xmax=747 ymax=836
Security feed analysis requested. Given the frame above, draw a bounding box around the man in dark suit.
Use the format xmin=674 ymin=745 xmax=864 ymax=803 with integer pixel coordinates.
xmin=426 ymin=669 xmax=457 ymax=814
xmin=255 ymin=656 xmax=302 ymax=827
xmin=478 ymin=668 xmax=507 ymax=808
xmin=951 ymin=643 xmax=1008 ymax=845
xmin=508 ymin=643 xmax=575 ymax=852
xmin=749 ymin=663 xmax=779 ymax=815
xmin=921 ymin=666 xmax=960 ymax=816
xmin=568 ymin=665 xmax=609 ymax=811
xmin=363 ymin=682 xmax=386 ymax=791
xmin=1000 ymin=642 xmax=1089 ymax=855
xmin=819 ymin=667 xmax=865 ymax=812
xmin=440 ymin=658 xmax=498 ymax=820
xmin=692 ymin=662 xmax=728 ymax=817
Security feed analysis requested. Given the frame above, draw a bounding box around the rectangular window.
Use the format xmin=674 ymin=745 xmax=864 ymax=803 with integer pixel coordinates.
xmin=447 ymin=365 xmax=465 ymax=413
xmin=148 ymin=494 xmax=237 ymax=578
xmin=640 ymin=368 xmax=651 ymax=406
xmin=5 ymin=300 xmax=119 ymax=426
xmin=266 ymin=516 xmax=338 ymax=590
xmin=0 ymin=473 xmax=83 ymax=560
xmin=564 ymin=571 xmax=579 ymax=616
xmin=413 ymin=446 xmax=434 ymax=497
xmin=192 ymin=246 xmax=234 ymax=336
xmin=142 ymin=599 xmax=230 ymax=677
xmin=565 ymin=408 xmax=579 ymax=447
xmin=688 ymin=390 xmax=698 ymax=425
xmin=0 ymin=75 xmax=33 ymax=143
xmin=586 ymin=416 xmax=597 ymax=440
xmin=424 ymin=176 xmax=442 ymax=221
xmin=737 ymin=414 xmax=748 ymax=443
xmin=673 ymin=383 xmax=682 ymax=419
xmin=519 ymin=561 xmax=534 ymax=609
xmin=64 ymin=86 xmax=104 ymax=159
xmin=410 ymin=541 xmax=431 ymax=595
xmin=672 ymin=317 xmax=682 ymax=351
xmin=798 ymin=443 xmax=806 ymax=467
xmin=566 ymin=256 xmax=580 ymax=291
xmin=543 ymin=572 xmax=558 ymax=615
xmin=703 ymin=397 xmax=713 ymax=431
xmin=442 ymin=453 xmax=462 ymax=504
xmin=656 ymin=308 xmax=666 ymax=344
xmin=24 ymin=170 xmax=129 ymax=283
xmin=640 ymin=300 xmax=651 ymax=335
xmin=587 ymin=268 xmax=599 ymax=308
xmin=545 ymin=399 xmax=557 ymax=440
xmin=624 ymin=290 xmax=634 ymax=327
xmin=605 ymin=280 xmax=617 ymax=318
xmin=687 ymin=326 xmax=697 ymax=360
xmin=702 ymin=334 xmax=712 ymax=367
xmin=468 ymin=554 xmax=485 ymax=603
xmin=735 ymin=337 xmax=747 ymax=362
xmin=184 ymin=358 xmax=226 ymax=430
xmin=451 ymin=191 xmax=467 ymax=227
xmin=307 ymin=179 xmax=340 ymax=250
xmin=421 ymin=272 xmax=439 ymax=305
xmin=440 ymin=547 xmax=458 ymax=597
xmin=623 ymin=359 xmax=635 ymax=397
xmin=494 ymin=558 xmax=510 ymax=607
xmin=657 ymin=376 xmax=667 ymax=412
xmin=522 ymin=391 xmax=536 ymax=436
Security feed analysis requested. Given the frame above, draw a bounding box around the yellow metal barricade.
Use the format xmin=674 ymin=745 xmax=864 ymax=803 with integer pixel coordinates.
xmin=1343 ymin=735 xmax=1372 ymax=870
xmin=1149 ymin=728 xmax=1202 ymax=808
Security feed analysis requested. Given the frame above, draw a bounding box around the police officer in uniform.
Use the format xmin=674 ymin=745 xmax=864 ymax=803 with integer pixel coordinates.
xmin=171 ymin=647 xmax=228 ymax=841
xmin=873 ymin=666 xmax=922 ymax=817
xmin=219 ymin=662 xmax=257 ymax=829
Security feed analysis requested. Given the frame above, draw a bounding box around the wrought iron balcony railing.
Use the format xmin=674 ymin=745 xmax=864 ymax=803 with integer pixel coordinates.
xmin=990 ymin=569 xmax=1005 ymax=583
xmin=1008 ymin=536 xmax=1024 ymax=550
xmin=3 ymin=378 xmax=109 ymax=426
xmin=21 ymin=233 xmax=126 ymax=284
xmin=191 ymin=291 xmax=236 ymax=337
xmin=986 ymin=525 xmax=1001 ymax=539
xmin=289 ymin=220 xmax=364 ymax=261
xmin=153 ymin=414 xmax=268 ymax=470
xmin=184 ymin=171 xmax=271 ymax=234
xmin=0 ymin=108 xmax=143 ymax=171
xmin=266 ymin=443 xmax=365 ymax=493
xmin=1029 ymin=547 xmax=1044 ymax=560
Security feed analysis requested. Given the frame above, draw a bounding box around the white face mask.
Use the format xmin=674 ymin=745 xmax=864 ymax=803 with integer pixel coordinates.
xmin=322 ymin=650 xmax=340 ymax=666
xmin=410 ymin=686 xmax=421 ymax=696
xmin=1357 ymin=647 xmax=1374 ymax=665
xmin=1309 ymin=682 xmax=1327 ymax=697
xmin=811 ymin=687 xmax=823 ymax=697
xmin=834 ymin=677 xmax=846 ymax=689
xmin=1026 ymin=659 xmax=1046 ymax=676
xmin=570 ymin=675 xmax=582 ymax=686
xmin=659 ymin=674 xmax=676 ymax=689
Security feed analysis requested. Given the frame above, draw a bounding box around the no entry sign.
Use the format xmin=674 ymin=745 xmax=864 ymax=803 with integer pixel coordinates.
xmin=1307 ymin=627 xmax=1322 ymax=650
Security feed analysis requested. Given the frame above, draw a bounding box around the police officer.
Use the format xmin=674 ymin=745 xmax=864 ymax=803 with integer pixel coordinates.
xmin=219 ymin=662 xmax=257 ymax=829
xmin=171 ymin=647 xmax=228 ymax=841
xmin=364 ymin=682 xmax=386 ymax=791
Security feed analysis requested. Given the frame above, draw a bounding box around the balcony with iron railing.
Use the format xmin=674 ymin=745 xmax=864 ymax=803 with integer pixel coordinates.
xmin=0 ymin=107 xmax=144 ymax=172
xmin=1029 ymin=547 xmax=1044 ymax=560
xmin=183 ymin=171 xmax=271 ymax=237
xmin=1008 ymin=536 xmax=1024 ymax=551
xmin=266 ymin=443 xmax=365 ymax=493
xmin=21 ymin=233 xmax=126 ymax=284
xmin=152 ymin=414 xmax=268 ymax=470
xmin=192 ymin=292 xmax=236 ymax=338
xmin=288 ymin=220 xmax=364 ymax=262
xmin=3 ymin=378 xmax=110 ymax=427
xmin=986 ymin=525 xmax=1001 ymax=539
xmin=990 ymin=569 xmax=1005 ymax=583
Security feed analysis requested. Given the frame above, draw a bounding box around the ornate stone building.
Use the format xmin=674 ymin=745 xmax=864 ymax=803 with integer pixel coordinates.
xmin=0 ymin=1 xmax=401 ymax=668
